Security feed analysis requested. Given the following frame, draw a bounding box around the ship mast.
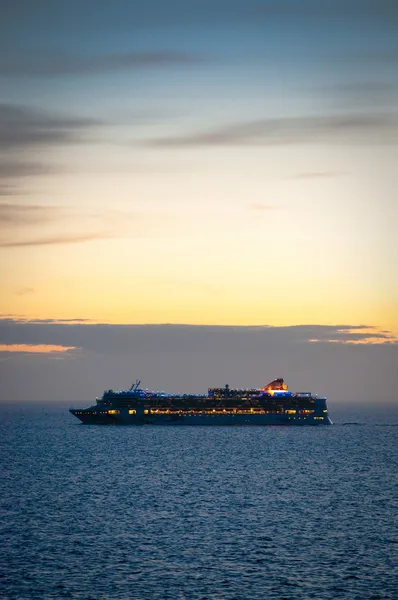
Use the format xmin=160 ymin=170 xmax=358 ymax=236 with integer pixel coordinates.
xmin=129 ymin=379 xmax=141 ymax=391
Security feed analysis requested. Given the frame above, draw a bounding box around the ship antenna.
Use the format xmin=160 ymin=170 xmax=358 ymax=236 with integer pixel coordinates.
xmin=129 ymin=379 xmax=141 ymax=391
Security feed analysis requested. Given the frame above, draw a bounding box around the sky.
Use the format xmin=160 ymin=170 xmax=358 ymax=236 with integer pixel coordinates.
xmin=1 ymin=1 xmax=397 ymax=404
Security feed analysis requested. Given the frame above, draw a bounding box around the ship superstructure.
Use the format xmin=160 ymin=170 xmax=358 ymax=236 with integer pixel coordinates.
xmin=70 ymin=378 xmax=332 ymax=425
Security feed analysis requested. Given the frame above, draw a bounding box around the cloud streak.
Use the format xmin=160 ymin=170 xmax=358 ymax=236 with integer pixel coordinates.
xmin=148 ymin=113 xmax=398 ymax=147
xmin=14 ymin=287 xmax=35 ymax=296
xmin=0 ymin=206 xmax=178 ymax=248
xmin=0 ymin=159 xmax=58 ymax=196
xmin=322 ymin=82 xmax=398 ymax=110
xmin=0 ymin=231 xmax=114 ymax=248
xmin=0 ymin=203 xmax=59 ymax=226
xmin=0 ymin=104 xmax=99 ymax=150
xmin=0 ymin=203 xmax=119 ymax=248
xmin=0 ymin=51 xmax=201 ymax=77
xmin=0 ymin=161 xmax=54 ymax=179
xmin=0 ymin=184 xmax=23 ymax=197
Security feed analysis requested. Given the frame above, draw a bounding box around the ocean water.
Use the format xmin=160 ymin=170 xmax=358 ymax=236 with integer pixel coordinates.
xmin=1 ymin=405 xmax=397 ymax=600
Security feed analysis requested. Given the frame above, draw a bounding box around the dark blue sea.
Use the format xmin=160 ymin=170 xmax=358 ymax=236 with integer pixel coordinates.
xmin=1 ymin=405 xmax=397 ymax=600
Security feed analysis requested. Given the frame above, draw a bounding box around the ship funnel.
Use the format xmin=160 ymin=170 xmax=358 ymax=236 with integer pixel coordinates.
xmin=262 ymin=378 xmax=288 ymax=391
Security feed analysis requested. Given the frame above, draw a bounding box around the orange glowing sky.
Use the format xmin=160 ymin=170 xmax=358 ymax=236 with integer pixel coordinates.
xmin=1 ymin=150 xmax=397 ymax=334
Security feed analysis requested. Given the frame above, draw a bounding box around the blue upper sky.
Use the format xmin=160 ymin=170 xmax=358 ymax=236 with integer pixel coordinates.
xmin=1 ymin=0 xmax=397 ymax=122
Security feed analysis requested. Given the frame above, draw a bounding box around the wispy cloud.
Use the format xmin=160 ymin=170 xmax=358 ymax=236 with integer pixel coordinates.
xmin=0 ymin=202 xmax=88 ymax=247
xmin=0 ymin=203 xmax=59 ymax=226
xmin=0 ymin=206 xmax=177 ymax=248
xmin=0 ymin=104 xmax=99 ymax=150
xmin=0 ymin=51 xmax=202 ymax=77
xmin=14 ymin=287 xmax=35 ymax=296
xmin=0 ymin=160 xmax=53 ymax=179
xmin=0 ymin=202 xmax=114 ymax=248
xmin=322 ymin=82 xmax=398 ymax=110
xmin=0 ymin=159 xmax=57 ymax=196
xmin=148 ymin=113 xmax=398 ymax=147
xmin=0 ymin=231 xmax=114 ymax=248
xmin=0 ymin=184 xmax=23 ymax=197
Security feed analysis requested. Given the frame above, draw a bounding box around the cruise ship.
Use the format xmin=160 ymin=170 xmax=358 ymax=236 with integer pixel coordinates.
xmin=70 ymin=378 xmax=332 ymax=426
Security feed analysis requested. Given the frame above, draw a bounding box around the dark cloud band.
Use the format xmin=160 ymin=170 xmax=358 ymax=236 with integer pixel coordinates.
xmin=0 ymin=319 xmax=395 ymax=352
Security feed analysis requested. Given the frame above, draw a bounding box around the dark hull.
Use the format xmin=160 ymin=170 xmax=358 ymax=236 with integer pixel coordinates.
xmin=70 ymin=410 xmax=332 ymax=426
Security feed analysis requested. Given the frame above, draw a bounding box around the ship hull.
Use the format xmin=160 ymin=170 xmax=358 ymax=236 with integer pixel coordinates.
xmin=70 ymin=410 xmax=332 ymax=426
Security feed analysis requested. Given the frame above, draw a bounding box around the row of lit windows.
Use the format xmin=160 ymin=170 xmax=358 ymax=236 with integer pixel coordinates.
xmin=148 ymin=409 xmax=279 ymax=415
xmin=75 ymin=409 xmax=325 ymax=417
xmin=145 ymin=408 xmax=316 ymax=416
xmin=286 ymin=409 xmax=315 ymax=415
xmin=74 ymin=409 xmax=324 ymax=419
xmin=139 ymin=409 xmax=317 ymax=416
